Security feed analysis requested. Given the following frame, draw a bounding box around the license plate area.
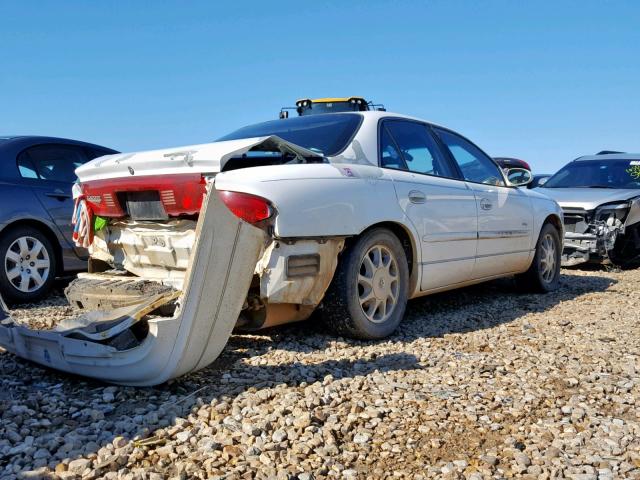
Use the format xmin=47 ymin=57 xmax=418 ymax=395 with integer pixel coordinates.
xmin=117 ymin=191 xmax=168 ymax=220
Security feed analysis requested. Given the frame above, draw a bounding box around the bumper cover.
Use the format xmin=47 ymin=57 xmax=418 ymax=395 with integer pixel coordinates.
xmin=0 ymin=188 xmax=265 ymax=386
xmin=562 ymin=223 xmax=617 ymax=266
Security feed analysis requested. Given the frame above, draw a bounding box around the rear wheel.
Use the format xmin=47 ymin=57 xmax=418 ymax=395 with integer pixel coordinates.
xmin=515 ymin=223 xmax=561 ymax=292
xmin=0 ymin=226 xmax=57 ymax=304
xmin=322 ymin=228 xmax=409 ymax=339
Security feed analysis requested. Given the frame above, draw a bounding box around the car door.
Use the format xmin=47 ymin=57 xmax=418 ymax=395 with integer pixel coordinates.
xmin=16 ymin=144 xmax=91 ymax=253
xmin=433 ymin=127 xmax=533 ymax=278
xmin=379 ymin=119 xmax=478 ymax=291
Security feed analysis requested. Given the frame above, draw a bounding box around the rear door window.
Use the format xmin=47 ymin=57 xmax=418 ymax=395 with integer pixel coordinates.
xmin=380 ymin=120 xmax=456 ymax=178
xmin=17 ymin=154 xmax=39 ymax=179
xmin=17 ymin=145 xmax=89 ymax=182
xmin=380 ymin=126 xmax=407 ymax=170
xmin=434 ymin=128 xmax=505 ymax=186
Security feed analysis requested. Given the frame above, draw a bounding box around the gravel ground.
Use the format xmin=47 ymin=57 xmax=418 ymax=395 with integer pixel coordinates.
xmin=1 ymin=267 xmax=639 ymax=479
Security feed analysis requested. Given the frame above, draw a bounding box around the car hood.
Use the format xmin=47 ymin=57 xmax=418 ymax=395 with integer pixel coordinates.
xmin=75 ymin=136 xmax=323 ymax=182
xmin=534 ymin=187 xmax=640 ymax=210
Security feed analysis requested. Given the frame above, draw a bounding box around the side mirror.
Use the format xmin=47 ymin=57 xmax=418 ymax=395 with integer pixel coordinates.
xmin=505 ymin=168 xmax=533 ymax=187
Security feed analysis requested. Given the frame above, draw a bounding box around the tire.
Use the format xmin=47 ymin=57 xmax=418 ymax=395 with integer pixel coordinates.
xmin=322 ymin=228 xmax=409 ymax=339
xmin=515 ymin=223 xmax=561 ymax=293
xmin=608 ymin=231 xmax=640 ymax=269
xmin=0 ymin=226 xmax=57 ymax=304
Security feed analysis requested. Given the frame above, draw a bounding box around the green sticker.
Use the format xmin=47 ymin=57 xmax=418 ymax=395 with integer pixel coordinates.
xmin=94 ymin=215 xmax=108 ymax=231
xmin=627 ymin=165 xmax=640 ymax=180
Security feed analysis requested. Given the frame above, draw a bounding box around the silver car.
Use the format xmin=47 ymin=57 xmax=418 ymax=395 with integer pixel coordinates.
xmin=536 ymin=153 xmax=640 ymax=266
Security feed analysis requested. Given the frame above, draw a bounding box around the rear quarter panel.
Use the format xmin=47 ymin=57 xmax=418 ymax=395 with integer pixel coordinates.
xmin=0 ymin=181 xmax=53 ymax=233
xmin=214 ymin=163 xmax=417 ymax=240
xmin=0 ymin=179 xmax=84 ymax=272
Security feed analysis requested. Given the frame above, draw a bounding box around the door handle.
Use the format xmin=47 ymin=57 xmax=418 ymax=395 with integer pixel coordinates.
xmin=46 ymin=190 xmax=72 ymax=200
xmin=408 ymin=190 xmax=426 ymax=204
xmin=480 ymin=198 xmax=493 ymax=210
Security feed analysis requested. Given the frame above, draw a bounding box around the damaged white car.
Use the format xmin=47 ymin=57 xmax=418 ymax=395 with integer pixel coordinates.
xmin=0 ymin=112 xmax=564 ymax=385
xmin=536 ymin=154 xmax=640 ymax=267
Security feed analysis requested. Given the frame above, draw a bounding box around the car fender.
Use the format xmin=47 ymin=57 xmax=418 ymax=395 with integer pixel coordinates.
xmin=0 ymin=183 xmax=67 ymax=244
xmin=526 ymin=190 xmax=564 ymax=248
xmin=624 ymin=196 xmax=640 ymax=228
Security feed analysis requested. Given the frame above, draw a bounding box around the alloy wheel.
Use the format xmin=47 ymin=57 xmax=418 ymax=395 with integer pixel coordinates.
xmin=539 ymin=233 xmax=557 ymax=283
xmin=357 ymin=244 xmax=400 ymax=324
xmin=4 ymin=236 xmax=51 ymax=293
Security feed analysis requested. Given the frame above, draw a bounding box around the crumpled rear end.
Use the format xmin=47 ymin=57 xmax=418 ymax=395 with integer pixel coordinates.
xmin=0 ymin=187 xmax=266 ymax=386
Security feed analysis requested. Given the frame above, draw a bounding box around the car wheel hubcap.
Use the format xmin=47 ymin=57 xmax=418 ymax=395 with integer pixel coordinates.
xmin=4 ymin=236 xmax=50 ymax=293
xmin=357 ymin=245 xmax=399 ymax=324
xmin=539 ymin=233 xmax=557 ymax=283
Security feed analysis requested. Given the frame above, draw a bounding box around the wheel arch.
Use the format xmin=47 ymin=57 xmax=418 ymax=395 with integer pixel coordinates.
xmin=543 ymin=213 xmax=563 ymax=238
xmin=0 ymin=219 xmax=63 ymax=274
xmin=354 ymin=221 xmax=420 ymax=296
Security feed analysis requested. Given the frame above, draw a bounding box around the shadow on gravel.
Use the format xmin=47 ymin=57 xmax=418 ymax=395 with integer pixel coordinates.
xmin=248 ymin=270 xmax=617 ymax=350
xmin=0 ymin=348 xmax=419 ymax=476
xmin=0 ymin=270 xmax=613 ymax=477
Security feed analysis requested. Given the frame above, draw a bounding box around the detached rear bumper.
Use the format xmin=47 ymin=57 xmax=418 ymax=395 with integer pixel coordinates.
xmin=0 ymin=188 xmax=266 ymax=386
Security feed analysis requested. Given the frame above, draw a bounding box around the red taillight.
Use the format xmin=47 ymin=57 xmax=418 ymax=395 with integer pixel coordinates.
xmin=80 ymin=174 xmax=206 ymax=217
xmin=218 ymin=191 xmax=273 ymax=224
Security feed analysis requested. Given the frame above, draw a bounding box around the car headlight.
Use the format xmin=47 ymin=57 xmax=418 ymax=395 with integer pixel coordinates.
xmin=595 ymin=201 xmax=631 ymax=223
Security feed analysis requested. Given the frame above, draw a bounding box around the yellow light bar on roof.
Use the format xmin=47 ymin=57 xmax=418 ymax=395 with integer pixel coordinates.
xmin=295 ymin=97 xmax=366 ymax=106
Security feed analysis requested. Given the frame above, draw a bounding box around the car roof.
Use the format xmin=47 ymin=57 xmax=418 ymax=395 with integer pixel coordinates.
xmin=0 ymin=135 xmax=117 ymax=150
xmin=0 ymin=136 xmax=119 ymax=181
xmin=575 ymin=153 xmax=640 ymax=162
xmin=359 ymin=110 xmax=447 ymax=128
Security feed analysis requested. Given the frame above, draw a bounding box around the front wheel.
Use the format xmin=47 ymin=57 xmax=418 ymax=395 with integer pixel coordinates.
xmin=322 ymin=228 xmax=409 ymax=339
xmin=515 ymin=223 xmax=561 ymax=293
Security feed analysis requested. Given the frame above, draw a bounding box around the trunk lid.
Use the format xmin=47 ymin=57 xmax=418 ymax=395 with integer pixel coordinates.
xmin=76 ymin=136 xmax=324 ymax=182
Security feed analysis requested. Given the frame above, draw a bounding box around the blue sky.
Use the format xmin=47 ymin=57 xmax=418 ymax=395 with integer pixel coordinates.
xmin=1 ymin=1 xmax=638 ymax=173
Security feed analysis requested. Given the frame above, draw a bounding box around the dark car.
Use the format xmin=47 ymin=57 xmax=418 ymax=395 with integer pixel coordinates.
xmin=530 ymin=173 xmax=552 ymax=188
xmin=0 ymin=136 xmax=118 ymax=303
xmin=493 ymin=157 xmax=531 ymax=172
xmin=493 ymin=157 xmax=550 ymax=189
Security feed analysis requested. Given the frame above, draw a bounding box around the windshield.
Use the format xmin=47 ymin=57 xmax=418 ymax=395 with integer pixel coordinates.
xmin=217 ymin=113 xmax=362 ymax=156
xmin=543 ymin=159 xmax=640 ymax=189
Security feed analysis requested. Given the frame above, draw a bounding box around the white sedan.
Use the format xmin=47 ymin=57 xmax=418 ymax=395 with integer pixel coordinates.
xmin=0 ymin=111 xmax=563 ymax=385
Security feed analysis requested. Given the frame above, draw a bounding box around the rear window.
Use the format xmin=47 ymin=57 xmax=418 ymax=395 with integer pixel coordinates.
xmin=217 ymin=113 xmax=362 ymax=156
